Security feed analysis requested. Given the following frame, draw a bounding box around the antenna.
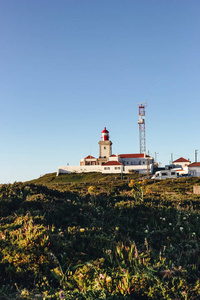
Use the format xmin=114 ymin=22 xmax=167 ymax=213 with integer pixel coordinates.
xmin=137 ymin=102 xmax=147 ymax=154
xmin=195 ymin=149 xmax=198 ymax=162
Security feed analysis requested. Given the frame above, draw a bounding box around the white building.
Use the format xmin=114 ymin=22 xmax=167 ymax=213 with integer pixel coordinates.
xmin=188 ymin=162 xmax=200 ymax=177
xmin=102 ymin=161 xmax=123 ymax=174
xmin=164 ymin=157 xmax=191 ymax=175
xmin=173 ymin=157 xmax=191 ymax=168
xmin=57 ymin=127 xmax=154 ymax=176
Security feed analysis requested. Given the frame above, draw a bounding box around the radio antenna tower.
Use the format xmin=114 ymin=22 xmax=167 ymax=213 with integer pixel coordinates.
xmin=137 ymin=102 xmax=147 ymax=154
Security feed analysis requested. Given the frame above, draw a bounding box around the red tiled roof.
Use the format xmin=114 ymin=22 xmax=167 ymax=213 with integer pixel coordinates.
xmin=188 ymin=162 xmax=200 ymax=167
xmin=84 ymin=155 xmax=96 ymax=159
xmin=110 ymin=154 xmax=117 ymax=157
xmin=173 ymin=157 xmax=190 ymax=163
xmin=104 ymin=161 xmax=122 ymax=166
xmin=119 ymin=153 xmax=149 ymax=158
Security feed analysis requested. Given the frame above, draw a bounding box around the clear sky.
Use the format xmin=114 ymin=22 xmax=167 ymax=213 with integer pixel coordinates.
xmin=0 ymin=0 xmax=200 ymax=183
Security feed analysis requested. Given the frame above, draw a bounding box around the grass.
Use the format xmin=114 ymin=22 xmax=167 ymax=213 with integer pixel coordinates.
xmin=1 ymin=174 xmax=200 ymax=299
xmin=28 ymin=172 xmax=141 ymax=185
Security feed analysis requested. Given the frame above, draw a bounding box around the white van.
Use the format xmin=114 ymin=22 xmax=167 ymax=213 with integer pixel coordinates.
xmin=152 ymin=170 xmax=178 ymax=180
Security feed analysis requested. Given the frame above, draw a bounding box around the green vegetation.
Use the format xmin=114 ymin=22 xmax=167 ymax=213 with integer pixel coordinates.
xmin=28 ymin=172 xmax=139 ymax=187
xmin=1 ymin=175 xmax=200 ymax=299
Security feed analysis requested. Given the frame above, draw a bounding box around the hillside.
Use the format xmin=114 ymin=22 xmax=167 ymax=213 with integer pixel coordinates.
xmin=28 ymin=172 xmax=200 ymax=195
xmin=1 ymin=175 xmax=200 ymax=299
xmin=27 ymin=172 xmax=139 ymax=185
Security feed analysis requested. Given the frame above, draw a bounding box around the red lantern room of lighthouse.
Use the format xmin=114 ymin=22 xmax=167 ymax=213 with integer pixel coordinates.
xmin=101 ymin=127 xmax=109 ymax=141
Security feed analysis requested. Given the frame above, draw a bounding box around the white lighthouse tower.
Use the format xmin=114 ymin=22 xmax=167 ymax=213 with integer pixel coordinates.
xmin=98 ymin=127 xmax=112 ymax=165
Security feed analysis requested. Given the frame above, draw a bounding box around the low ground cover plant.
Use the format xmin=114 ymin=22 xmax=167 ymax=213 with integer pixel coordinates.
xmin=0 ymin=177 xmax=200 ymax=299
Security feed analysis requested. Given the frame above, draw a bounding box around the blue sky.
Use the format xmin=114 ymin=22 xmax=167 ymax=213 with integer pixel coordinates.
xmin=0 ymin=0 xmax=200 ymax=183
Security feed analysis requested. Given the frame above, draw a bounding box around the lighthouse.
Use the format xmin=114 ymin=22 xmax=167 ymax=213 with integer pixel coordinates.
xmin=98 ymin=127 xmax=112 ymax=165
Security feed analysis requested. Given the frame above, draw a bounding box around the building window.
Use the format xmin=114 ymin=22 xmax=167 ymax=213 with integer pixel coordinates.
xmin=104 ymin=147 xmax=106 ymax=149
xmin=161 ymin=172 xmax=168 ymax=176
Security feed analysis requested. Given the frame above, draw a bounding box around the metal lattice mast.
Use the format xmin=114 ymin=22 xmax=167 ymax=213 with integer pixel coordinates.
xmin=137 ymin=103 xmax=146 ymax=154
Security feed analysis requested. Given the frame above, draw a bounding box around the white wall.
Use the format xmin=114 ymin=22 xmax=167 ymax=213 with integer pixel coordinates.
xmin=57 ymin=163 xmax=154 ymax=176
xmin=174 ymin=162 xmax=190 ymax=168
xmin=124 ymin=164 xmax=154 ymax=174
xmin=188 ymin=167 xmax=200 ymax=177
xmin=102 ymin=165 xmax=123 ymax=174
xmin=119 ymin=157 xmax=153 ymax=166
xmin=109 ymin=155 xmax=119 ymax=162
xmin=57 ymin=165 xmax=102 ymax=175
